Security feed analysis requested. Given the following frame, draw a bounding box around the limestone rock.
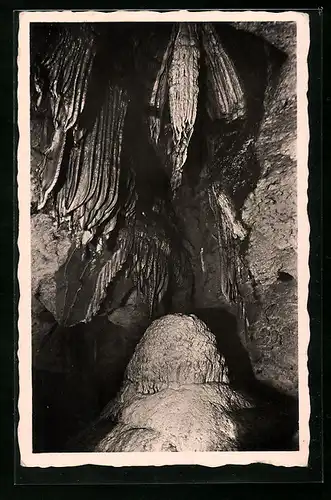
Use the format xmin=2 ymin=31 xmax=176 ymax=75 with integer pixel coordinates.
xmin=95 ymin=383 xmax=254 ymax=452
xmin=247 ymin=280 xmax=298 ymax=397
xmin=238 ymin=22 xmax=298 ymax=398
xmin=83 ymin=313 xmax=297 ymax=453
xmin=241 ymin=21 xmax=297 ymax=287
xmin=242 ymin=156 xmax=297 ymax=286
xmin=124 ymin=314 xmax=229 ymax=395
xmin=31 ymin=213 xmax=72 ymax=313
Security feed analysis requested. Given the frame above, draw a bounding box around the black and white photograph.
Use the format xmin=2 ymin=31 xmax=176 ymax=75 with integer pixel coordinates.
xmin=17 ymin=10 xmax=310 ymax=468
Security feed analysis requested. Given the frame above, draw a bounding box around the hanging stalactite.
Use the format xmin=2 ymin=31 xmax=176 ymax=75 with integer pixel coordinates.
xmin=201 ymin=23 xmax=246 ymax=122
xmin=148 ymin=22 xmax=200 ymax=194
xmin=131 ymin=218 xmax=171 ymax=318
xmin=147 ymin=22 xmax=248 ymax=197
xmin=33 ymin=25 xmax=97 ymax=210
xmin=54 ymin=85 xmax=129 ymax=249
xmin=84 ymin=222 xmax=135 ymax=323
xmin=148 ymin=28 xmax=176 ymax=147
xmin=207 ymin=182 xmax=250 ymax=337
xmin=167 ymin=23 xmax=200 ymax=193
xmin=31 ymin=21 xmax=266 ymax=329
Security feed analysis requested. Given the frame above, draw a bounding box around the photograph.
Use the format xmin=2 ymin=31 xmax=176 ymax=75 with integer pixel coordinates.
xmin=17 ymin=10 xmax=310 ymax=468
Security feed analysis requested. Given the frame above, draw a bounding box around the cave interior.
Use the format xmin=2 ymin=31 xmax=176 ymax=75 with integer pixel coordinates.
xmin=29 ymin=21 xmax=298 ymax=453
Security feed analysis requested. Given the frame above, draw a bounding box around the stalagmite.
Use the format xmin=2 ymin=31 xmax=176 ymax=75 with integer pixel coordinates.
xmin=76 ymin=315 xmax=296 ymax=453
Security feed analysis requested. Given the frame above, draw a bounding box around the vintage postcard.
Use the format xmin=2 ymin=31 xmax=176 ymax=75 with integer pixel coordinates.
xmin=17 ymin=10 xmax=310 ymax=468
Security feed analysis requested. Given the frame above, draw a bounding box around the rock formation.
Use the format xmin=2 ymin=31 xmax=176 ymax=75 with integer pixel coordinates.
xmin=77 ymin=315 xmax=297 ymax=453
xmin=240 ymin=22 xmax=298 ymax=397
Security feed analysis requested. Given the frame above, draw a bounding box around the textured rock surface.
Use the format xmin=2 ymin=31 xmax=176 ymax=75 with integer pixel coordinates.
xmin=31 ymin=213 xmax=72 ymax=299
xmin=247 ymin=281 xmax=298 ymax=396
xmin=240 ymin=22 xmax=297 ymax=284
xmin=239 ymin=22 xmax=298 ymax=396
xmin=124 ymin=314 xmax=229 ymax=394
xmin=95 ymin=383 xmax=254 ymax=452
xmin=31 ymin=213 xmax=72 ymax=352
xmin=83 ymin=314 xmax=297 ymax=453
xmin=242 ymin=157 xmax=297 ymax=285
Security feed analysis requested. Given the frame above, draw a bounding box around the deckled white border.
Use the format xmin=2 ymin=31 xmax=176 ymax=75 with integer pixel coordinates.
xmin=17 ymin=10 xmax=310 ymax=469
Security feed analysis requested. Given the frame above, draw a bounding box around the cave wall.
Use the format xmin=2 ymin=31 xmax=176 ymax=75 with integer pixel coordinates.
xmin=235 ymin=22 xmax=298 ymax=396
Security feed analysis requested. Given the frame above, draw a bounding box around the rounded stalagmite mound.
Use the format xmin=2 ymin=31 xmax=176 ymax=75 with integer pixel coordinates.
xmin=73 ymin=313 xmax=297 ymax=453
xmin=94 ymin=383 xmax=254 ymax=452
xmin=124 ymin=313 xmax=229 ymax=394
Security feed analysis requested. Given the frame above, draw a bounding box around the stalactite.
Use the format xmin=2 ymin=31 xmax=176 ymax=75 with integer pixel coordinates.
xmin=201 ymin=23 xmax=246 ymax=122
xmin=148 ymin=23 xmax=200 ymax=195
xmin=167 ymin=23 xmax=200 ymax=193
xmin=148 ymin=22 xmax=247 ymax=196
xmin=34 ymin=26 xmax=96 ymax=209
xmin=148 ymin=30 xmax=176 ymax=146
xmin=85 ymin=224 xmax=135 ymax=323
xmin=208 ymin=182 xmax=248 ymax=333
xmin=55 ymin=85 xmax=128 ymax=248
xmin=32 ymin=22 xmax=257 ymax=328
xmin=131 ymin=217 xmax=172 ymax=318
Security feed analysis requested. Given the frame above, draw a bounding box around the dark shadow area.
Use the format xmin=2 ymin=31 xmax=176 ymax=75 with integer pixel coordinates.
xmin=194 ymin=307 xmax=298 ymax=451
xmin=278 ymin=270 xmax=295 ymax=282
xmin=32 ymin=314 xmax=149 ymax=452
xmin=194 ymin=307 xmax=256 ymax=388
